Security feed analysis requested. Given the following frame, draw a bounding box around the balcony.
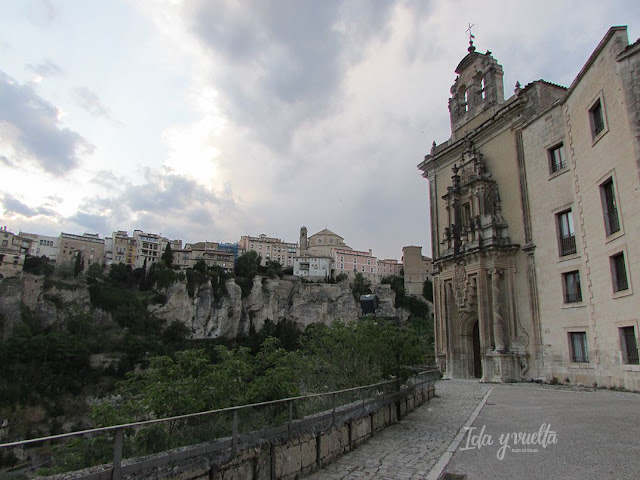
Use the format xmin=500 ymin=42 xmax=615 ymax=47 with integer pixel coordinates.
xmin=559 ymin=234 xmax=576 ymax=256
xmin=565 ymin=291 xmax=582 ymax=303
xmin=613 ymin=277 xmax=629 ymax=292
xmin=605 ymin=207 xmax=620 ymax=235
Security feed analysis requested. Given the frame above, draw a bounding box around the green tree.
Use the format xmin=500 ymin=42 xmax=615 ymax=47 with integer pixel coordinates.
xmin=86 ymin=262 xmax=104 ymax=280
xmin=139 ymin=258 xmax=148 ymax=290
xmin=23 ymin=256 xmax=54 ymax=276
xmin=235 ymin=251 xmax=261 ymax=278
xmin=264 ymin=260 xmax=283 ymax=279
xmin=351 ymin=272 xmax=372 ymax=301
xmin=423 ymin=278 xmax=434 ymax=302
xmin=335 ymin=272 xmax=348 ymax=283
xmin=108 ymin=263 xmax=132 ymax=285
xmin=235 ymin=251 xmax=261 ymax=298
xmin=73 ymin=252 xmax=84 ymax=277
xmin=161 ymin=243 xmax=173 ymax=268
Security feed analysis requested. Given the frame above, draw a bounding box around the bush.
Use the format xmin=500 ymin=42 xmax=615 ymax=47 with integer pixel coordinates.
xmin=351 ymin=273 xmax=372 ymax=301
xmin=423 ymin=278 xmax=433 ymax=302
xmin=23 ymin=256 xmax=54 ymax=276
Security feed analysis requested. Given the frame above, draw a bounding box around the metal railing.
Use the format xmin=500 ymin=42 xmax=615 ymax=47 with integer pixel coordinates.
xmin=559 ymin=234 xmax=576 ymax=256
xmin=0 ymin=370 xmax=440 ymax=479
xmin=605 ymin=207 xmax=620 ymax=235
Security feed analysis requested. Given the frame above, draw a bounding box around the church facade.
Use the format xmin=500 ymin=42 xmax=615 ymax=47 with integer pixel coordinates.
xmin=419 ymin=27 xmax=640 ymax=389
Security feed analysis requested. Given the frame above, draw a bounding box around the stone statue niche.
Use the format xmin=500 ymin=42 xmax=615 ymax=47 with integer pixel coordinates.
xmin=440 ymin=138 xmax=513 ymax=258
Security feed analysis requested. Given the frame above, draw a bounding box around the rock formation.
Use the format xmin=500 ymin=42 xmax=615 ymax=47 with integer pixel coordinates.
xmin=1 ymin=275 xmax=398 ymax=340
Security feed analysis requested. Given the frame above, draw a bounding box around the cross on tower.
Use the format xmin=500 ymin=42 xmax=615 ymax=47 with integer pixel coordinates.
xmin=466 ymin=23 xmax=476 ymax=52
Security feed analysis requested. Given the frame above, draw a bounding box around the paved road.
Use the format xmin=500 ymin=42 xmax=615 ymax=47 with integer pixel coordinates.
xmin=305 ymin=380 xmax=640 ymax=480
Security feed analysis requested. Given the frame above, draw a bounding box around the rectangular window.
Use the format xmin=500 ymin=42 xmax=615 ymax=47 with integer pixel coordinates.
xmin=590 ymin=99 xmax=605 ymax=136
xmin=600 ymin=178 xmax=620 ymax=235
xmin=557 ymin=210 xmax=576 ymax=256
xmin=569 ymin=332 xmax=589 ymax=363
xmin=563 ymin=271 xmax=582 ymax=303
xmin=620 ymin=326 xmax=639 ymax=365
xmin=549 ymin=143 xmax=566 ymax=173
xmin=610 ymin=252 xmax=629 ymax=292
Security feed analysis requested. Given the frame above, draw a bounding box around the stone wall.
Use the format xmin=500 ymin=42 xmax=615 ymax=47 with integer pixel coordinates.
xmin=46 ymin=381 xmax=436 ymax=480
xmin=183 ymin=383 xmax=436 ymax=480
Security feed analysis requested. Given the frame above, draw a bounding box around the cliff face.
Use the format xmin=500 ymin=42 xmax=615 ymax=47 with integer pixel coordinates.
xmin=0 ymin=275 xmax=397 ymax=340
xmin=153 ymin=276 xmax=398 ymax=338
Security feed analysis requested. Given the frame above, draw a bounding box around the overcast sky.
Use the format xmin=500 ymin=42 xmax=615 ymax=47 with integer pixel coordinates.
xmin=1 ymin=1 xmax=638 ymax=260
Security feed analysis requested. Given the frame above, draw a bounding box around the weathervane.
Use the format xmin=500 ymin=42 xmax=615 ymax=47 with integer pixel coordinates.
xmin=466 ymin=22 xmax=476 ymax=52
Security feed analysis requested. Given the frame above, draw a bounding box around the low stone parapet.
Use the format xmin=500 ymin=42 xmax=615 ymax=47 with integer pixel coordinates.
xmin=38 ymin=375 xmax=438 ymax=480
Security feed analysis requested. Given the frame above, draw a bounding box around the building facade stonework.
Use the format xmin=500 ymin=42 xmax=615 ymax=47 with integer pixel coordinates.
xmin=419 ymin=27 xmax=640 ymax=389
xmin=239 ymin=234 xmax=298 ymax=267
xmin=402 ymin=246 xmax=433 ymax=296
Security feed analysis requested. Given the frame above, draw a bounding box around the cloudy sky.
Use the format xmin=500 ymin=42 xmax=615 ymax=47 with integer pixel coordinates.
xmin=1 ymin=1 xmax=638 ymax=260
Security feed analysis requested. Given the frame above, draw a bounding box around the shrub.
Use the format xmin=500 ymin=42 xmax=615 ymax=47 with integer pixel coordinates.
xmin=23 ymin=256 xmax=54 ymax=276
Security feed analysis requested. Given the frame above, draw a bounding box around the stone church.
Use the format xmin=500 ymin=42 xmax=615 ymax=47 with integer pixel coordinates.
xmin=419 ymin=27 xmax=640 ymax=389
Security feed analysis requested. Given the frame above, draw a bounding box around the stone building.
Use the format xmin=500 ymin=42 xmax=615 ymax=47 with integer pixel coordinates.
xmin=239 ymin=234 xmax=298 ymax=267
xmin=58 ymin=232 xmax=105 ymax=267
xmin=293 ymin=256 xmax=333 ymax=281
xmin=297 ymin=227 xmax=382 ymax=283
xmin=402 ymin=246 xmax=433 ymax=296
xmin=0 ymin=226 xmax=31 ymax=278
xmin=419 ymin=27 xmax=640 ymax=389
xmin=183 ymin=241 xmax=235 ymax=273
xmin=377 ymin=258 xmax=403 ymax=278
xmin=20 ymin=232 xmax=59 ymax=262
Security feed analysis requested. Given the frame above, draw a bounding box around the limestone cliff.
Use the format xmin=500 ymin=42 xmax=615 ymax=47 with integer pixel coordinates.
xmin=0 ymin=275 xmax=397 ymax=340
xmin=153 ymin=276 xmax=398 ymax=338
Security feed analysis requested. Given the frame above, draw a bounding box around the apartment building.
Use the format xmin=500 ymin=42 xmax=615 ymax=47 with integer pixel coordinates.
xmin=185 ymin=241 xmax=235 ymax=273
xmin=0 ymin=226 xmax=31 ymax=278
xmin=333 ymin=248 xmax=378 ymax=283
xmin=58 ymin=232 xmax=105 ymax=266
xmin=19 ymin=232 xmax=59 ymax=262
xmin=377 ymin=258 xmax=403 ymax=279
xmin=239 ymin=234 xmax=297 ymax=267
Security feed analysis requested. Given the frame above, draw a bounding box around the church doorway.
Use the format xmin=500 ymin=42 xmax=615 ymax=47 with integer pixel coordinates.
xmin=472 ymin=321 xmax=482 ymax=378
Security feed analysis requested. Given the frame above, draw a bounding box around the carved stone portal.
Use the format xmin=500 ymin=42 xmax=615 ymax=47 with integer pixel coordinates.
xmin=453 ymin=264 xmax=467 ymax=307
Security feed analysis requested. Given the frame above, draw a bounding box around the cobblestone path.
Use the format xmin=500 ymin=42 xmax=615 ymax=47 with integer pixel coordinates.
xmin=305 ymin=379 xmax=492 ymax=480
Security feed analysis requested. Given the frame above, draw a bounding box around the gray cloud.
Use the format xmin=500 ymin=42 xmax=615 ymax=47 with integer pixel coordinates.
xmin=67 ymin=211 xmax=111 ymax=235
xmin=67 ymin=170 xmax=239 ymax=242
xmin=90 ymin=170 xmax=124 ymax=190
xmin=0 ymin=70 xmax=94 ymax=175
xmin=0 ymin=155 xmax=14 ymax=167
xmin=2 ymin=194 xmax=60 ymax=218
xmin=26 ymin=59 xmax=62 ymax=78
xmin=184 ymin=0 xmax=395 ymax=152
xmin=121 ymin=170 xmax=220 ymax=212
xmin=73 ymin=86 xmax=112 ymax=119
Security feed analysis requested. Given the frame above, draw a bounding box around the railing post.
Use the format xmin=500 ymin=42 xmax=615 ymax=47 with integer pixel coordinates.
xmin=331 ymin=393 xmax=336 ymax=426
xmin=112 ymin=427 xmax=124 ymax=480
xmin=231 ymin=409 xmax=238 ymax=456
xmin=288 ymin=400 xmax=293 ymax=438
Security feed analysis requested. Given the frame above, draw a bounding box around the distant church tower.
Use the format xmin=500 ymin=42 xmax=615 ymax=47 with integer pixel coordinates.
xmin=299 ymin=226 xmax=308 ymax=252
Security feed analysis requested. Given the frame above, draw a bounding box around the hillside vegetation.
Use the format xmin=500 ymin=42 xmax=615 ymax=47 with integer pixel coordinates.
xmin=0 ymin=255 xmax=434 ymax=475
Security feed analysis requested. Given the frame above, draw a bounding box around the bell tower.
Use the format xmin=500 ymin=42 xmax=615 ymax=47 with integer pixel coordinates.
xmin=299 ymin=226 xmax=308 ymax=252
xmin=448 ymin=33 xmax=505 ymax=137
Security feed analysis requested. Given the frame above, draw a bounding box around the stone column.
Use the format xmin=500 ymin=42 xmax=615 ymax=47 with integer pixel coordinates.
xmin=491 ymin=268 xmax=506 ymax=353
